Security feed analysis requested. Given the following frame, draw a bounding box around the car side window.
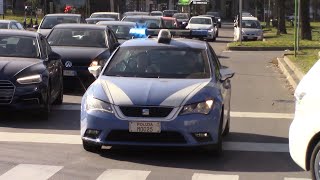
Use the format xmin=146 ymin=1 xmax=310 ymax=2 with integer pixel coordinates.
xmin=10 ymin=23 xmax=18 ymax=29
xmin=207 ymin=45 xmax=221 ymax=80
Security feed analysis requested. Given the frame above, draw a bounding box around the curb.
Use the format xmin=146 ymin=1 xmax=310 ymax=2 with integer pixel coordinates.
xmin=227 ymin=44 xmax=319 ymax=51
xmin=277 ymin=56 xmax=304 ymax=90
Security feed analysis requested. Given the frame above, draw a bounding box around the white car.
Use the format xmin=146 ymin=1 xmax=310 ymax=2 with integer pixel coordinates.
xmin=289 ymin=60 xmax=320 ymax=180
xmin=186 ymin=16 xmax=216 ymax=41
xmin=90 ymin=12 xmax=120 ymax=21
xmin=234 ymin=16 xmax=263 ymax=41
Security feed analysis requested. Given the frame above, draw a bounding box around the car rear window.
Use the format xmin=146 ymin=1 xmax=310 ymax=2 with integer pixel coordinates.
xmin=104 ymin=46 xmax=210 ymax=79
xmin=47 ymin=28 xmax=106 ymax=48
xmin=122 ymin=17 xmax=161 ymax=28
xmin=190 ymin=18 xmax=211 ymax=25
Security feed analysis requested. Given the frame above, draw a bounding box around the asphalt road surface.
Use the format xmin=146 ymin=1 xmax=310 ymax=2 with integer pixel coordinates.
xmin=0 ymin=23 xmax=310 ymax=180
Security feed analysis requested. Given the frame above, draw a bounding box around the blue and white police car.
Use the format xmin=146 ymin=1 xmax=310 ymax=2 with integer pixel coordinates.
xmin=81 ymin=29 xmax=234 ymax=154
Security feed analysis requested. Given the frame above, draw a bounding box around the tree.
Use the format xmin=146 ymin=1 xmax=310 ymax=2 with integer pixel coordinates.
xmin=277 ymin=0 xmax=287 ymax=34
xmin=301 ymin=0 xmax=312 ymax=40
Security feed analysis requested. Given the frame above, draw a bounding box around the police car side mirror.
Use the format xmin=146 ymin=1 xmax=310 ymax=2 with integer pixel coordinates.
xmin=220 ymin=67 xmax=234 ymax=82
xmin=88 ymin=66 xmax=102 ymax=79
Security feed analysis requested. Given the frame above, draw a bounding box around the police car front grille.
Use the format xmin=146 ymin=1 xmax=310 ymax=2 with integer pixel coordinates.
xmin=0 ymin=80 xmax=14 ymax=104
xmin=106 ymin=130 xmax=186 ymax=144
xmin=119 ymin=106 xmax=173 ymax=118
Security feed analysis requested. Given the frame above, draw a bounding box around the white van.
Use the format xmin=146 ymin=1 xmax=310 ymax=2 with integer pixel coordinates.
xmin=234 ymin=16 xmax=263 ymax=41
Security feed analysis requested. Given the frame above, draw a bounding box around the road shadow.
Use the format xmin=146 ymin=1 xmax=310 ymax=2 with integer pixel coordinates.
xmin=94 ymin=133 xmax=301 ymax=173
xmin=0 ymin=109 xmax=80 ymax=131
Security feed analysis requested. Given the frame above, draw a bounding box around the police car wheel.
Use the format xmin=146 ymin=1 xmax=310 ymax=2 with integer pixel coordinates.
xmin=311 ymin=141 xmax=320 ymax=180
xmin=83 ymin=140 xmax=101 ymax=153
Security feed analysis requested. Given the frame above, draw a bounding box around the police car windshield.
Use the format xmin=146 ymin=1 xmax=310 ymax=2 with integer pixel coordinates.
xmin=40 ymin=16 xmax=80 ymax=29
xmin=104 ymin=47 xmax=210 ymax=79
xmin=47 ymin=28 xmax=107 ymax=48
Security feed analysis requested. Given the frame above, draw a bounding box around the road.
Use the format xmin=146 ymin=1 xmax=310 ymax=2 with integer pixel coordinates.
xmin=0 ymin=23 xmax=310 ymax=180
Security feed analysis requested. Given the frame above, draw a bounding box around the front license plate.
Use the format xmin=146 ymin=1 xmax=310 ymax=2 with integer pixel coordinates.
xmin=63 ymin=70 xmax=77 ymax=76
xmin=129 ymin=122 xmax=161 ymax=133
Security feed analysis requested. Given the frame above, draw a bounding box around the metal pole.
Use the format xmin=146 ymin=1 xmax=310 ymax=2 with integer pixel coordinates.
xmin=239 ymin=0 xmax=242 ymax=44
xmin=297 ymin=0 xmax=300 ymax=51
xmin=294 ymin=0 xmax=298 ymax=57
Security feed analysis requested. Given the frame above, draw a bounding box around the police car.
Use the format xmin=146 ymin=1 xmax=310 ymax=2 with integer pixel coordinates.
xmin=81 ymin=29 xmax=234 ymax=154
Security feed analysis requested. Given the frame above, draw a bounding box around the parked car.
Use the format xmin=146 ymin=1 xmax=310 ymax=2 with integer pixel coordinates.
xmin=163 ymin=10 xmax=178 ymax=17
xmin=36 ymin=14 xmax=82 ymax=37
xmin=81 ymin=29 xmax=234 ymax=153
xmin=206 ymin=11 xmax=222 ymax=28
xmin=46 ymin=24 xmax=120 ymax=89
xmin=0 ymin=20 xmax=24 ymax=30
xmin=0 ymin=30 xmax=63 ymax=119
xmin=85 ymin=18 xmax=114 ymax=24
xmin=97 ymin=21 xmax=136 ymax=43
xmin=150 ymin=11 xmax=163 ymax=17
xmin=90 ymin=12 xmax=120 ymax=21
xmin=186 ymin=16 xmax=217 ymax=41
xmin=234 ymin=16 xmax=263 ymax=41
xmin=173 ymin=13 xmax=189 ymax=29
xmin=289 ymin=59 xmax=320 ymax=180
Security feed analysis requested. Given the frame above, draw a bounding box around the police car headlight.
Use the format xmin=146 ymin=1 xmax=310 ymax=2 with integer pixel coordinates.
xmin=86 ymin=96 xmax=113 ymax=113
xmin=17 ymin=74 xmax=42 ymax=84
xmin=218 ymin=18 xmax=221 ymax=22
xmin=180 ymin=100 xmax=214 ymax=115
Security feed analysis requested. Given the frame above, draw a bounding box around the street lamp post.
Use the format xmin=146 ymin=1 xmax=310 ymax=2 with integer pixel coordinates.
xmin=239 ymin=0 xmax=242 ymax=44
xmin=294 ymin=0 xmax=298 ymax=57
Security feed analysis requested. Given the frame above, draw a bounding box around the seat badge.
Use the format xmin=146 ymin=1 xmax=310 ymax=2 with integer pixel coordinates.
xmin=142 ymin=109 xmax=150 ymax=116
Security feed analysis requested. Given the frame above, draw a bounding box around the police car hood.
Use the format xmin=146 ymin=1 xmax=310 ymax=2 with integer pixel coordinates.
xmin=95 ymin=76 xmax=211 ymax=107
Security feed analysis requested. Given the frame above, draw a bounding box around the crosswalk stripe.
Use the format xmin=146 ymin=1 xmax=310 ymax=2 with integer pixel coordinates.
xmin=284 ymin=178 xmax=311 ymax=180
xmin=0 ymin=164 xmax=62 ymax=180
xmin=0 ymin=132 xmax=81 ymax=145
xmin=230 ymin=112 xmax=294 ymax=119
xmin=96 ymin=169 xmax=151 ymax=180
xmin=192 ymin=173 xmax=239 ymax=180
xmin=52 ymin=105 xmax=295 ymax=119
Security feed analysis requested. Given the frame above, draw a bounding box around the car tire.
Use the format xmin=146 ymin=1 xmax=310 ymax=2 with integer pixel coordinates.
xmin=219 ymin=24 xmax=222 ymax=28
xmin=83 ymin=140 xmax=102 ymax=153
xmin=53 ymin=83 xmax=63 ymax=105
xmin=216 ymin=32 xmax=219 ymax=37
xmin=222 ymin=118 xmax=230 ymax=137
xmin=311 ymin=141 xmax=320 ymax=180
xmin=38 ymin=87 xmax=51 ymax=120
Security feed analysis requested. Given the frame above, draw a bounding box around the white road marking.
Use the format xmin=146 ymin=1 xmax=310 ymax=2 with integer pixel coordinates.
xmin=284 ymin=178 xmax=311 ymax=180
xmin=231 ymin=111 xmax=294 ymax=119
xmin=0 ymin=164 xmax=62 ymax=180
xmin=53 ymin=104 xmax=295 ymax=120
xmin=96 ymin=169 xmax=150 ymax=180
xmin=223 ymin=142 xmax=289 ymax=153
xmin=192 ymin=173 xmax=239 ymax=180
xmin=222 ymin=50 xmax=233 ymax=53
xmin=0 ymin=132 xmax=290 ymax=153
xmin=0 ymin=132 xmax=81 ymax=145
